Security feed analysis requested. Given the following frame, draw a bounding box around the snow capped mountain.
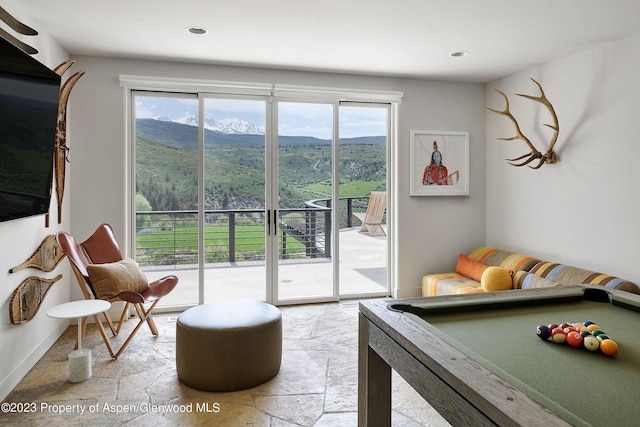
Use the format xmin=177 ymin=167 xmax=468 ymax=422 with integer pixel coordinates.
xmin=171 ymin=115 xmax=265 ymax=135
xmin=215 ymin=118 xmax=265 ymax=135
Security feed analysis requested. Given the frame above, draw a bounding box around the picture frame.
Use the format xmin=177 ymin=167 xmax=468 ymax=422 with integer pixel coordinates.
xmin=410 ymin=130 xmax=469 ymax=196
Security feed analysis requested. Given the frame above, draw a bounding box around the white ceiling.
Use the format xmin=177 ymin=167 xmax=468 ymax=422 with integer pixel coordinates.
xmin=8 ymin=0 xmax=640 ymax=83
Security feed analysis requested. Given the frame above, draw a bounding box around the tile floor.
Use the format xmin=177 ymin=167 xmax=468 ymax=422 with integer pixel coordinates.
xmin=1 ymin=301 xmax=450 ymax=426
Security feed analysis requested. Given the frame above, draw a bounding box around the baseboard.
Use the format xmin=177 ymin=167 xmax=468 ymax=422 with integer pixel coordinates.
xmin=393 ymin=285 xmax=423 ymax=299
xmin=0 ymin=321 xmax=68 ymax=401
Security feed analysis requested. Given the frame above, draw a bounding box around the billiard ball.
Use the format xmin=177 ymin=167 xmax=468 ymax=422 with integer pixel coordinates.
xmin=566 ymin=332 xmax=583 ymax=348
xmin=591 ymin=329 xmax=606 ymax=337
xmin=580 ymin=330 xmax=592 ymax=338
xmin=548 ymin=323 xmax=559 ymax=330
xmin=560 ymin=322 xmax=571 ymax=329
xmin=583 ymin=335 xmax=600 ymax=351
xmin=551 ymin=328 xmax=567 ymax=343
xmin=536 ymin=325 xmax=551 ymax=340
xmin=587 ymin=324 xmax=601 ymax=332
xmin=596 ymin=334 xmax=610 ymax=342
xmin=600 ymin=339 xmax=619 ymax=356
xmin=583 ymin=320 xmax=595 ymax=326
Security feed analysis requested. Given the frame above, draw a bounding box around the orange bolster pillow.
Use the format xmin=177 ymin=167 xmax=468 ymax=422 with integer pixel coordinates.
xmin=455 ymin=253 xmax=489 ymax=282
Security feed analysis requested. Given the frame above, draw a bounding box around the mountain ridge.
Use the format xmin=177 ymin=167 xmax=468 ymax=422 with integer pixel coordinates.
xmin=135 ymin=118 xmax=386 ymax=149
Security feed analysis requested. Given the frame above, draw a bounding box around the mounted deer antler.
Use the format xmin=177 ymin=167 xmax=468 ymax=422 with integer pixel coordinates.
xmin=485 ymin=78 xmax=559 ymax=169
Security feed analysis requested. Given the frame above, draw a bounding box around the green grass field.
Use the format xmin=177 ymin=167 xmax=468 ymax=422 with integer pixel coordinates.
xmin=136 ymin=224 xmax=306 ymax=263
xmin=306 ymin=180 xmax=384 ymax=197
xmin=137 ymin=225 xmax=269 ymax=250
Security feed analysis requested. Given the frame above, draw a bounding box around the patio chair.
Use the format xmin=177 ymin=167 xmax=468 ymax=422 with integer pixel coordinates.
xmin=56 ymin=223 xmax=178 ymax=359
xmin=354 ymin=191 xmax=387 ymax=237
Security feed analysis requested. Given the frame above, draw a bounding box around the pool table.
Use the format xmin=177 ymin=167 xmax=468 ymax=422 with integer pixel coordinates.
xmin=358 ymin=285 xmax=640 ymax=427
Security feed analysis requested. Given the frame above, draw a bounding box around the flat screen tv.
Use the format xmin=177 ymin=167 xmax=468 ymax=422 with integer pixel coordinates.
xmin=0 ymin=36 xmax=61 ymax=223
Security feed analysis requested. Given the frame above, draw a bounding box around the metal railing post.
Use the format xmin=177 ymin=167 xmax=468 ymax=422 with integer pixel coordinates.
xmin=229 ymin=213 xmax=235 ymax=263
xmin=324 ymin=199 xmax=331 ymax=258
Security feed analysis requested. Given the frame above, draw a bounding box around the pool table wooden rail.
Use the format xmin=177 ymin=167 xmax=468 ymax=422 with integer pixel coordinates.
xmin=358 ymin=287 xmax=593 ymax=426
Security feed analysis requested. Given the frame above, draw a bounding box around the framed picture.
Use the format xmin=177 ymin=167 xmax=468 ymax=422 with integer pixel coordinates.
xmin=410 ymin=130 xmax=469 ymax=196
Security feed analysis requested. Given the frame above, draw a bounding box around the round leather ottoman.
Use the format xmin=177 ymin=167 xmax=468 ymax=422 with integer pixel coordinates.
xmin=176 ymin=301 xmax=282 ymax=392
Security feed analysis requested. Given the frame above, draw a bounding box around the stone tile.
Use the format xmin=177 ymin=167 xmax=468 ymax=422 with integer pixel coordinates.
xmin=254 ymin=393 xmax=325 ymax=426
xmin=324 ymin=350 xmax=358 ymax=412
xmin=2 ymin=302 xmax=451 ymax=426
xmin=117 ymin=366 xmax=167 ymax=398
xmin=253 ymin=349 xmax=328 ymax=396
xmin=315 ymin=412 xmax=359 ymax=426
xmin=392 ymin=372 xmax=451 ymax=427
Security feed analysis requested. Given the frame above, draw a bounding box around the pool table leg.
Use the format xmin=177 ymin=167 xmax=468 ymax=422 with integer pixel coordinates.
xmin=359 ymin=313 xmax=391 ymax=427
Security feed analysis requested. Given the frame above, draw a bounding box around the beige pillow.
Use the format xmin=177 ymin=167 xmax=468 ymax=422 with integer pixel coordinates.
xmin=86 ymin=258 xmax=148 ymax=300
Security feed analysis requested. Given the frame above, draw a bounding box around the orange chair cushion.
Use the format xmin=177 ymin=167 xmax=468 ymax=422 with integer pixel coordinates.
xmin=87 ymin=258 xmax=149 ymax=300
xmin=455 ymin=253 xmax=489 ymax=281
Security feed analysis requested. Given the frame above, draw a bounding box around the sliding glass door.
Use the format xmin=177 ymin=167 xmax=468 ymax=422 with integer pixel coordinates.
xmin=133 ymin=93 xmax=200 ymax=307
xmin=338 ymin=104 xmax=389 ymax=297
xmin=275 ymin=101 xmax=335 ymax=302
xmin=201 ymin=97 xmax=268 ymax=302
xmin=133 ymin=91 xmax=390 ymax=309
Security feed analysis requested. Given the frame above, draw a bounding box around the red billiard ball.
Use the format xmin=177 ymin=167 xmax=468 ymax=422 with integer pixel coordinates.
xmin=566 ymin=332 xmax=583 ymax=348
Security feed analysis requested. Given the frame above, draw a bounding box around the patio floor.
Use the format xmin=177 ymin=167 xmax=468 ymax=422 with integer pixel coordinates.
xmin=143 ymin=226 xmax=388 ymax=308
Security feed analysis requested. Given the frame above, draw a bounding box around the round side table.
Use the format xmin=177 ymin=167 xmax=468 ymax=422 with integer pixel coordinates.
xmin=47 ymin=300 xmax=111 ymax=382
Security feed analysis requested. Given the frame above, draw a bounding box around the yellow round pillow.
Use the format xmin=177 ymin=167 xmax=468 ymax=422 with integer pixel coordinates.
xmin=480 ymin=267 xmax=512 ymax=292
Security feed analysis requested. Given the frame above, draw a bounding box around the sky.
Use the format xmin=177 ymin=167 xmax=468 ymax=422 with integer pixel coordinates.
xmin=134 ymin=95 xmax=387 ymax=139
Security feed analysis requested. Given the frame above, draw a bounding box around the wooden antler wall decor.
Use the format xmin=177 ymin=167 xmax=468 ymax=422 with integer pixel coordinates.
xmin=485 ymin=78 xmax=559 ymax=169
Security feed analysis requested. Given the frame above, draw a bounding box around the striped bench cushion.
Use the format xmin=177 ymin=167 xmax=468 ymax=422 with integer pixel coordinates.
xmin=468 ymin=247 xmax=540 ymax=271
xmin=422 ymin=247 xmax=542 ymax=296
xmin=529 ymin=262 xmax=640 ymax=294
xmin=422 ymin=272 xmax=482 ymax=296
xmin=512 ymin=270 xmax=561 ymax=289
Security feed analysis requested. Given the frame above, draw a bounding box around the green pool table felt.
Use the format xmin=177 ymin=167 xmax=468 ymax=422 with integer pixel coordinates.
xmin=406 ymin=293 xmax=640 ymax=427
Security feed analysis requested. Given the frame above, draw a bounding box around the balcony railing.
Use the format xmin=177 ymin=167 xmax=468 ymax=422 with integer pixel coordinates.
xmin=135 ymin=196 xmax=374 ymax=267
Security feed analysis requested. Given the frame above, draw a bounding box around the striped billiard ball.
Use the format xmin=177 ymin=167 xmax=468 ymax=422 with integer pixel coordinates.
xmin=583 ymin=335 xmax=600 ymax=351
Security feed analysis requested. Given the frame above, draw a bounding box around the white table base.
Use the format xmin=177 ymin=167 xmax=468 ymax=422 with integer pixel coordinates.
xmin=68 ymin=349 xmax=92 ymax=382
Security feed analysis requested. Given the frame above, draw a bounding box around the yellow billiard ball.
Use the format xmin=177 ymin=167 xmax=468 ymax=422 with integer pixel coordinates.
xmin=600 ymin=339 xmax=619 ymax=356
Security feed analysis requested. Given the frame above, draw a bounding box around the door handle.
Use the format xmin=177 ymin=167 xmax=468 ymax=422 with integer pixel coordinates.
xmin=273 ymin=209 xmax=278 ymax=236
xmin=267 ymin=209 xmax=271 ymax=236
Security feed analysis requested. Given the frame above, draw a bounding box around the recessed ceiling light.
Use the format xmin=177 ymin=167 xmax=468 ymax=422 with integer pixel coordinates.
xmin=450 ymin=51 xmax=469 ymax=57
xmin=186 ymin=26 xmax=208 ymax=35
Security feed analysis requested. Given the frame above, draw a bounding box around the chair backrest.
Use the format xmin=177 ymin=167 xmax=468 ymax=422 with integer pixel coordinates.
xmin=56 ymin=223 xmax=124 ymax=297
xmin=363 ymin=191 xmax=387 ymax=225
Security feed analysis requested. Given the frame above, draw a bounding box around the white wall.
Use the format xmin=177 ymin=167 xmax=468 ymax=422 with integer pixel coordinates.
xmin=0 ymin=2 xmax=72 ymax=400
xmin=65 ymin=57 xmax=486 ymax=300
xmin=486 ymin=32 xmax=640 ymax=284
xmin=396 ymin=81 xmax=486 ymax=295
